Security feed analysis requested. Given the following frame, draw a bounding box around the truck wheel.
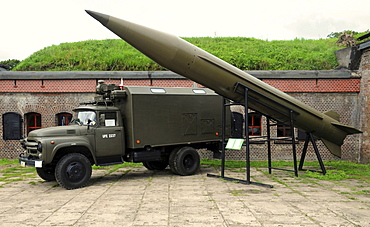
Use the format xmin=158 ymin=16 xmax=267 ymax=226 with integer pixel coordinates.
xmin=55 ymin=153 xmax=92 ymax=190
xmin=143 ymin=161 xmax=168 ymax=170
xmin=169 ymin=147 xmax=181 ymax=174
xmin=172 ymin=146 xmax=200 ymax=176
xmin=36 ymin=166 xmax=56 ymax=181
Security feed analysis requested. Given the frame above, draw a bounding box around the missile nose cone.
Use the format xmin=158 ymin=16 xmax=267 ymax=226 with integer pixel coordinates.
xmin=85 ymin=10 xmax=110 ymax=26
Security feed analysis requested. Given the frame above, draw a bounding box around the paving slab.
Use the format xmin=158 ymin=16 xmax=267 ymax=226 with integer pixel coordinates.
xmin=0 ymin=164 xmax=369 ymax=226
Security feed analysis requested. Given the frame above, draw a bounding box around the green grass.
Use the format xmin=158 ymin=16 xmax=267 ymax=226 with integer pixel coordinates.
xmin=0 ymin=165 xmax=37 ymax=183
xmin=0 ymin=158 xmax=19 ymax=165
xmin=14 ymin=37 xmax=347 ymax=71
xmin=201 ymin=159 xmax=370 ymax=181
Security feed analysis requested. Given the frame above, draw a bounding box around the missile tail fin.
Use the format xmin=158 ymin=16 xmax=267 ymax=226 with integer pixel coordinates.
xmin=332 ymin=122 xmax=362 ymax=135
xmin=321 ymin=138 xmax=342 ymax=158
xmin=324 ymin=110 xmax=340 ymax=121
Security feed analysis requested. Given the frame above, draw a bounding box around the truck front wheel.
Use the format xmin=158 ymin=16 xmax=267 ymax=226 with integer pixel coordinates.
xmin=55 ymin=153 xmax=92 ymax=190
xmin=36 ymin=166 xmax=56 ymax=181
xmin=170 ymin=146 xmax=200 ymax=176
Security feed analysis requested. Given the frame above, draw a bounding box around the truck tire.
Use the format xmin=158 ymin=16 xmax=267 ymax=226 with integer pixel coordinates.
xmin=36 ymin=166 xmax=56 ymax=181
xmin=143 ymin=161 xmax=168 ymax=170
xmin=55 ymin=153 xmax=92 ymax=190
xmin=171 ymin=146 xmax=200 ymax=176
xmin=169 ymin=147 xmax=181 ymax=174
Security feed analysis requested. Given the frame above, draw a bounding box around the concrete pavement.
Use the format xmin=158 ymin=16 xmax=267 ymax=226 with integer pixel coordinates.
xmin=0 ymin=164 xmax=369 ymax=226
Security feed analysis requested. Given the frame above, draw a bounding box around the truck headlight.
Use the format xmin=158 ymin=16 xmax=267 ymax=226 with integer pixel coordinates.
xmin=20 ymin=141 xmax=27 ymax=149
xmin=37 ymin=142 xmax=42 ymax=152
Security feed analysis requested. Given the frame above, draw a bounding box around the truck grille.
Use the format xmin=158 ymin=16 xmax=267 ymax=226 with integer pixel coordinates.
xmin=25 ymin=140 xmax=38 ymax=154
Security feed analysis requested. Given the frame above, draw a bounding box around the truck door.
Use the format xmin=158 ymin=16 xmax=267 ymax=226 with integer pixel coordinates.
xmin=95 ymin=111 xmax=125 ymax=159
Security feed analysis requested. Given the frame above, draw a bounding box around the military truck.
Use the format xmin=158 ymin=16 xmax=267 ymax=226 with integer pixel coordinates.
xmin=19 ymin=82 xmax=232 ymax=189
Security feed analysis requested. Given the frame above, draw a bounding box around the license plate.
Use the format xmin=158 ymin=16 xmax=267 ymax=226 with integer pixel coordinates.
xmin=20 ymin=161 xmax=26 ymax=167
xmin=35 ymin=161 xmax=42 ymax=168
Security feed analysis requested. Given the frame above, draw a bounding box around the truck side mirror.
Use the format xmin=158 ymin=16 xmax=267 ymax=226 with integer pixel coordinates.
xmin=87 ymin=119 xmax=92 ymax=130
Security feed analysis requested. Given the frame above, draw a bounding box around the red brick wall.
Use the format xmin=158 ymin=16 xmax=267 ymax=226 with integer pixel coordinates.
xmin=263 ymin=78 xmax=360 ymax=92
xmin=0 ymin=78 xmax=359 ymax=93
xmin=0 ymin=79 xmax=203 ymax=93
xmin=2 ymin=80 xmax=96 ymax=92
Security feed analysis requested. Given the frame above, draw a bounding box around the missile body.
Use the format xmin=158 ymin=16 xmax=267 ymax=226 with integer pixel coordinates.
xmin=86 ymin=10 xmax=361 ymax=157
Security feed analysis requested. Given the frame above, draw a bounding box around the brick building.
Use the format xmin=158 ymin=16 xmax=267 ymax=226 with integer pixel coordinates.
xmin=1 ymin=69 xmax=367 ymax=163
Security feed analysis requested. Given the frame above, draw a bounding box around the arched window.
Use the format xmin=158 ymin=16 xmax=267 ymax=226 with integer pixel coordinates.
xmin=25 ymin=112 xmax=41 ymax=134
xmin=56 ymin=112 xmax=72 ymax=126
xmin=2 ymin=112 xmax=23 ymax=140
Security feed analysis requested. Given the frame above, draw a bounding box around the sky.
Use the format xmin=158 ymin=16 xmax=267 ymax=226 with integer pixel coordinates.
xmin=1 ymin=0 xmax=369 ymax=61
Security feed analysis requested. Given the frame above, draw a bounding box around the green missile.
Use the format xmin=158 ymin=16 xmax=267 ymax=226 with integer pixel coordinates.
xmin=86 ymin=10 xmax=361 ymax=157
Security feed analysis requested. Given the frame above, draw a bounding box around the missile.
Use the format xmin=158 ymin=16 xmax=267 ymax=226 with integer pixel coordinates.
xmin=86 ymin=10 xmax=361 ymax=157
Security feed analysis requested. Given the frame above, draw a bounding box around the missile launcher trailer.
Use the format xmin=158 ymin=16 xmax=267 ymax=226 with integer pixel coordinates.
xmin=19 ymin=83 xmax=231 ymax=189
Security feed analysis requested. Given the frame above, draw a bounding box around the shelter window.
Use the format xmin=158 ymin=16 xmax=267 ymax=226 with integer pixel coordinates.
xmin=56 ymin=113 xmax=72 ymax=126
xmin=248 ymin=113 xmax=262 ymax=136
xmin=192 ymin=89 xmax=206 ymax=94
xmin=26 ymin=112 xmax=41 ymax=134
xmin=150 ymin=88 xmax=166 ymax=93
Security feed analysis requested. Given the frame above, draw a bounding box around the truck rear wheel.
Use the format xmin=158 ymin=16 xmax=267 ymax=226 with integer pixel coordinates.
xmin=169 ymin=147 xmax=180 ymax=174
xmin=55 ymin=153 xmax=92 ymax=190
xmin=143 ymin=161 xmax=168 ymax=170
xmin=170 ymin=146 xmax=200 ymax=176
xmin=36 ymin=166 xmax=56 ymax=181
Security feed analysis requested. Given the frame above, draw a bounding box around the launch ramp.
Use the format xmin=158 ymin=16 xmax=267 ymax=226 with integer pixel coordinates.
xmin=207 ymin=83 xmax=326 ymax=187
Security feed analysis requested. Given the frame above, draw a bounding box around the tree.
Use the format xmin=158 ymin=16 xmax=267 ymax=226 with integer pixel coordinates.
xmin=0 ymin=59 xmax=21 ymax=70
xmin=327 ymin=31 xmax=359 ymax=39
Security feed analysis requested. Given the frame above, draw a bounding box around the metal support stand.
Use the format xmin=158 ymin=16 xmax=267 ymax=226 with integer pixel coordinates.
xmin=207 ymin=87 xmax=273 ymax=188
xmin=207 ymin=82 xmax=327 ymax=188
xmin=267 ymin=111 xmax=299 ymax=177
xmin=298 ymin=132 xmax=327 ymax=174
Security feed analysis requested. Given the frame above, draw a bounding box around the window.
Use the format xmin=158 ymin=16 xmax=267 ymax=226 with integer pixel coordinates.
xmin=74 ymin=111 xmax=97 ymax=126
xmin=192 ymin=89 xmax=206 ymax=94
xmin=150 ymin=88 xmax=166 ymax=93
xmin=2 ymin=112 xmax=22 ymax=140
xmin=99 ymin=112 xmax=117 ymax=126
xmin=248 ymin=113 xmax=262 ymax=136
xmin=56 ymin=112 xmax=72 ymax=126
xmin=25 ymin=112 xmax=41 ymax=134
xmin=277 ymin=122 xmax=292 ymax=137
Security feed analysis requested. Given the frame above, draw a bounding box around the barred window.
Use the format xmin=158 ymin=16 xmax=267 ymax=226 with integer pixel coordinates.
xmin=248 ymin=112 xmax=262 ymax=136
xmin=277 ymin=122 xmax=292 ymax=137
xmin=26 ymin=112 xmax=41 ymax=134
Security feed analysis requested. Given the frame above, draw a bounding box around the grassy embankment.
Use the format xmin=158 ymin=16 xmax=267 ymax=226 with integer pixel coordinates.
xmin=14 ymin=37 xmax=343 ymax=71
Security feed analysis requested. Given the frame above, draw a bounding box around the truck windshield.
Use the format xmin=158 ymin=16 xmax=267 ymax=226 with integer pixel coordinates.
xmin=73 ymin=111 xmax=97 ymax=126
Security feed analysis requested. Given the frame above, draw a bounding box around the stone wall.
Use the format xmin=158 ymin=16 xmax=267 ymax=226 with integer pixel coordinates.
xmin=359 ymin=49 xmax=370 ymax=164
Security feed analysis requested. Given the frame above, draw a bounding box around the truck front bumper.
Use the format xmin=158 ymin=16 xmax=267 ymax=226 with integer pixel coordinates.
xmin=19 ymin=153 xmax=43 ymax=168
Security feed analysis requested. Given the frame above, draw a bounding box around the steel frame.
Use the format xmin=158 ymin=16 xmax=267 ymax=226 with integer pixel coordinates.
xmin=207 ymin=82 xmax=326 ymax=188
